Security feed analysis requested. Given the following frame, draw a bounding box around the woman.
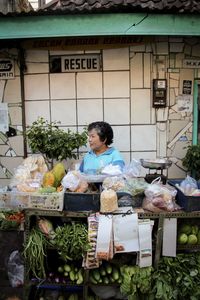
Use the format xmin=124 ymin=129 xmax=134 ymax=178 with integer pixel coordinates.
xmin=79 ymin=121 xmax=125 ymax=174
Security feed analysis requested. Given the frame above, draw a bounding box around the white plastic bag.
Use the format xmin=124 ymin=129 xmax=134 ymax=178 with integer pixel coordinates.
xmin=123 ymin=159 xmax=141 ymax=178
xmin=61 ymin=171 xmax=80 ymax=191
xmin=180 ymin=175 xmax=198 ymax=195
xmin=7 ymin=250 xmax=24 ymax=287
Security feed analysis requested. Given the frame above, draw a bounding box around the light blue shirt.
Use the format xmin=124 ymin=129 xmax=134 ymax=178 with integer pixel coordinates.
xmin=79 ymin=147 xmax=125 ymax=174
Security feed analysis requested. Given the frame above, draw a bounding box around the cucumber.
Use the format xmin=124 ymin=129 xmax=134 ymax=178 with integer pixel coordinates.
xmin=76 ymin=269 xmax=84 ymax=285
xmin=92 ymin=269 xmax=101 ymax=282
xmin=68 ymin=294 xmax=78 ymax=300
xmin=117 ymin=275 xmax=123 ymax=284
xmin=105 ymin=263 xmax=112 ymax=274
xmin=69 ymin=270 xmax=75 ymax=281
xmin=102 ymin=276 xmax=109 ymax=284
xmin=89 ymin=275 xmax=98 ymax=284
xmin=64 ymin=264 xmax=71 ymax=272
xmin=99 ymin=266 xmax=106 ymax=276
xmin=112 ymin=267 xmax=119 ymax=281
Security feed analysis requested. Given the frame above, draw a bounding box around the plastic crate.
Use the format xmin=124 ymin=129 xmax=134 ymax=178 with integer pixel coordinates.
xmin=64 ymin=192 xmax=100 ymax=212
xmin=0 ymin=191 xmax=64 ymax=211
xmin=168 ymin=179 xmax=200 ymax=212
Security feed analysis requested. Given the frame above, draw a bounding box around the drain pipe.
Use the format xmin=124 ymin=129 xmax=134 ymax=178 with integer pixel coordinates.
xmin=19 ymin=47 xmax=27 ymax=158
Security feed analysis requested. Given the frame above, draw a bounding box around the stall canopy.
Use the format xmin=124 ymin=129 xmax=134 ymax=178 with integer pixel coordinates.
xmin=0 ymin=0 xmax=200 ymax=39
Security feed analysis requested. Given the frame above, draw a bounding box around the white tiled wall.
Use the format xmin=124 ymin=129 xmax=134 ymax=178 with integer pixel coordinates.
xmin=103 ymin=71 xmax=129 ymax=98
xmin=131 ymin=125 xmax=157 ymax=151
xmin=50 ymin=73 xmax=76 ymax=99
xmin=104 ymin=98 xmax=129 ymax=124
xmin=24 ymin=74 xmax=49 ymax=100
xmin=25 ymin=100 xmax=50 ymax=125
xmin=77 ymin=72 xmax=103 ymax=99
xmin=103 ymin=48 xmax=129 ymax=70
xmin=131 ymin=89 xmax=151 ymax=124
xmin=51 ymin=100 xmax=77 ymax=125
xmin=1 ymin=36 xmax=200 ymax=185
xmin=77 ymin=99 xmax=103 ymax=125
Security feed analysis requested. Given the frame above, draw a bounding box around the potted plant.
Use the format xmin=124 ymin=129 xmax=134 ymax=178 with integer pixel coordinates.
xmin=182 ymin=144 xmax=200 ymax=180
xmin=26 ymin=117 xmax=87 ymax=167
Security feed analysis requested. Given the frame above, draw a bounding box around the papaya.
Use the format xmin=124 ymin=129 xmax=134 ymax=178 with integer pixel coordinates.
xmin=52 ymin=162 xmax=65 ymax=188
xmin=42 ymin=171 xmax=55 ymax=187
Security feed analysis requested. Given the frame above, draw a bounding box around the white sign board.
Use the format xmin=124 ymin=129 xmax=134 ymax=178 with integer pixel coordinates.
xmin=0 ymin=59 xmax=15 ymax=79
xmin=177 ymin=95 xmax=193 ymax=112
xmin=183 ymin=59 xmax=200 ymax=68
xmin=61 ymin=54 xmax=101 ymax=72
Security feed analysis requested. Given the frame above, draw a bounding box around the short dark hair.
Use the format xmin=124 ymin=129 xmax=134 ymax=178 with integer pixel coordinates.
xmin=88 ymin=121 xmax=113 ymax=146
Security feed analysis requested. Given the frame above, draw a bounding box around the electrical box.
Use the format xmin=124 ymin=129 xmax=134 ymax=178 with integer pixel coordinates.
xmin=153 ymin=79 xmax=167 ymax=108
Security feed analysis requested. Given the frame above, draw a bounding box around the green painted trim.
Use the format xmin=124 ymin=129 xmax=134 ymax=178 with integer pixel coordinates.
xmin=0 ymin=13 xmax=200 ymax=39
xmin=193 ymin=80 xmax=198 ymax=145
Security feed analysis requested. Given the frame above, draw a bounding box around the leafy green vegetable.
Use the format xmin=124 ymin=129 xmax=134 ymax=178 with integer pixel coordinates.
xmin=53 ymin=222 xmax=90 ymax=261
xmin=151 ymin=254 xmax=200 ymax=299
xmin=182 ymin=144 xmax=200 ymax=180
xmin=120 ymin=265 xmax=153 ymax=298
xmin=26 ymin=117 xmax=87 ymax=165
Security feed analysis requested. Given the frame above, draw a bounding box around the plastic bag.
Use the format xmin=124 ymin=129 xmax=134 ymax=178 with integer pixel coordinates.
xmin=62 ymin=171 xmax=88 ymax=192
xmin=143 ymin=178 xmax=179 ymax=212
xmin=119 ymin=178 xmax=149 ymax=196
xmin=100 ymin=189 xmax=118 ymax=212
xmin=123 ymin=159 xmax=141 ymax=178
xmin=102 ymin=176 xmax=125 ymax=191
xmin=9 ymin=155 xmax=48 ymax=190
xmin=179 ymin=175 xmax=198 ymax=195
xmin=91 ymin=285 xmax=118 ymax=299
xmin=7 ymin=250 xmax=24 ymax=287
xmin=101 ymin=164 xmax=123 ymax=176
xmin=61 ymin=171 xmax=81 ymax=191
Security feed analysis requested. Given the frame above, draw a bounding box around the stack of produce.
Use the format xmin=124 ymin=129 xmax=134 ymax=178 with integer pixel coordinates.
xmin=0 ymin=210 xmax=24 ymax=230
xmin=52 ymin=221 xmax=90 ymax=261
xmin=89 ymin=263 xmax=122 ymax=285
xmin=41 ymin=162 xmax=65 ymax=192
xmin=177 ymin=223 xmax=200 ymax=245
xmin=151 ymin=254 xmax=200 ymax=299
xmin=120 ymin=265 xmax=153 ymax=298
xmin=10 ymin=155 xmax=65 ymax=194
xmin=47 ymin=263 xmax=84 ymax=285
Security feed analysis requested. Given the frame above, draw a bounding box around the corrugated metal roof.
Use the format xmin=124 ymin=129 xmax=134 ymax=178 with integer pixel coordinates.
xmin=39 ymin=0 xmax=200 ymax=14
xmin=0 ymin=0 xmax=199 ymax=16
xmin=0 ymin=0 xmax=33 ymax=15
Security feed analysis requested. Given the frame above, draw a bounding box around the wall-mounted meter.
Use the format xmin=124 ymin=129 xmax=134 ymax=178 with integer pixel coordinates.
xmin=153 ymin=79 xmax=167 ymax=108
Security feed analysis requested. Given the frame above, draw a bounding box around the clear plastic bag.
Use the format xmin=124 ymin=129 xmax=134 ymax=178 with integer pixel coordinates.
xmin=100 ymin=189 xmax=118 ymax=212
xmin=179 ymin=175 xmax=198 ymax=195
xmin=102 ymin=176 xmax=125 ymax=191
xmin=91 ymin=285 xmax=118 ymax=299
xmin=61 ymin=171 xmax=81 ymax=191
xmin=7 ymin=250 xmax=24 ymax=287
xmin=143 ymin=178 xmax=179 ymax=212
xmin=119 ymin=178 xmax=149 ymax=196
xmin=123 ymin=159 xmax=141 ymax=178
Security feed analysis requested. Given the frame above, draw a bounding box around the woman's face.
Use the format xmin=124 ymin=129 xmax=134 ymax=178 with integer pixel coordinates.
xmin=88 ymin=128 xmax=106 ymax=152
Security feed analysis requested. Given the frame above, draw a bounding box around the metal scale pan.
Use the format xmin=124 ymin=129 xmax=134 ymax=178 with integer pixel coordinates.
xmin=140 ymin=159 xmax=172 ymax=184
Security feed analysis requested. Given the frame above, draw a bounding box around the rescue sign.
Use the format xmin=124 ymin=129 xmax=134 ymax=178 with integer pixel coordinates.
xmin=61 ymin=54 xmax=101 ymax=72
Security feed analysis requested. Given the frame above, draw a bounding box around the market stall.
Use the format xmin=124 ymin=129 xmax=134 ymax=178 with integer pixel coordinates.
xmin=1 ymin=155 xmax=200 ymax=300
